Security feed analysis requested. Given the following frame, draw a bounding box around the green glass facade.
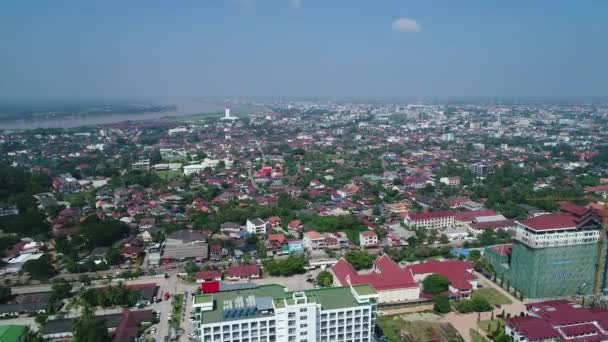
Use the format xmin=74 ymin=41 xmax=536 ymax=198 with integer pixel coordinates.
xmin=487 ymin=241 xmax=598 ymax=298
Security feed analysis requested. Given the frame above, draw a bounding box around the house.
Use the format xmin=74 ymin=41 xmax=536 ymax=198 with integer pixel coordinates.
xmin=225 ymin=264 xmax=261 ymax=281
xmin=404 ymin=211 xmax=455 ymax=230
xmin=303 ymin=231 xmax=325 ymax=250
xmin=195 ymin=270 xmax=222 ymax=283
xmin=408 ymin=259 xmax=477 ymax=298
xmin=0 ymin=292 xmax=62 ymax=318
xmin=267 ymin=216 xmax=282 ymax=230
xmin=337 ymin=185 xmax=361 ymax=198
xmin=287 ymin=219 xmax=302 ymax=233
xmin=138 ymin=218 xmax=156 ymax=231
xmin=119 ymin=246 xmax=143 ymax=259
xmin=359 ymin=231 xmax=378 ymax=248
xmin=209 ymin=244 xmax=221 ymax=261
xmin=124 ymin=283 xmax=158 ymax=306
xmin=246 ymin=218 xmax=268 ymax=235
xmin=331 ymin=255 xmax=420 ymax=303
xmin=439 ymin=176 xmax=461 ymax=186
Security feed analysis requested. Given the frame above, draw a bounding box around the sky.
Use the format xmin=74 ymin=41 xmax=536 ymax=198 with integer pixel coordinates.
xmin=0 ymin=0 xmax=607 ymax=100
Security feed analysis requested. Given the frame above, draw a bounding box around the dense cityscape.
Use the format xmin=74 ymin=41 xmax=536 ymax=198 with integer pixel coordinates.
xmin=1 ymin=100 xmax=608 ymax=341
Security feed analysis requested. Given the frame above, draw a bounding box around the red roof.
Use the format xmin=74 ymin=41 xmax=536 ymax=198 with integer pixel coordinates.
xmin=268 ymin=234 xmax=286 ymax=244
xmin=332 ymin=255 xmax=417 ymax=291
xmin=407 ymin=259 xmax=476 ymax=291
xmin=470 ymin=219 xmax=516 ymax=230
xmin=560 ymin=323 xmax=601 ymax=337
xmin=196 ymin=270 xmax=222 ymax=281
xmin=112 ymin=309 xmax=154 ymax=342
xmin=408 ymin=211 xmax=454 ymax=221
xmin=227 ymin=264 xmax=260 ymax=278
xmin=526 ymin=300 xmax=596 ymax=326
xmin=360 ymin=231 xmax=377 ymax=238
xmin=454 ymin=209 xmax=497 ymax=222
xmin=521 ymin=213 xmax=579 ymax=231
xmin=506 ymin=316 xmax=560 ymax=341
xmin=558 ymin=201 xmax=588 ymax=217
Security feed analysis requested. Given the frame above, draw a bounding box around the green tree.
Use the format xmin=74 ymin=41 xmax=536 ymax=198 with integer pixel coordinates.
xmin=23 ymin=254 xmax=55 ymax=281
xmin=433 ymin=294 xmax=452 ymax=313
xmin=316 ymin=271 xmax=333 ymax=287
xmin=35 ymin=312 xmax=48 ymax=327
xmin=0 ymin=286 xmax=11 ymax=304
xmin=422 ymin=274 xmax=450 ymax=296
xmin=73 ymin=305 xmax=111 ymax=342
xmin=344 ymin=251 xmax=374 ymax=270
xmin=185 ymin=261 xmax=201 ymax=274
xmin=51 ymin=279 xmax=73 ymax=300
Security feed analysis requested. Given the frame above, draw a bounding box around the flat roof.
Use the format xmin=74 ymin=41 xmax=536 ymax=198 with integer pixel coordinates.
xmin=199 ymin=284 xmax=373 ymax=325
xmin=194 ymin=294 xmax=213 ymax=305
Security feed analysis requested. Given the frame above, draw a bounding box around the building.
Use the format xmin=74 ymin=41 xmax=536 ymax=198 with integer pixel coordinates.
xmin=222 ymin=107 xmax=237 ymax=120
xmin=246 ymin=218 xmax=268 ymax=235
xmin=193 ymin=283 xmax=378 ymax=342
xmin=441 ymin=133 xmax=454 ymax=142
xmin=485 ymin=204 xmax=603 ymax=298
xmin=439 ymin=177 xmax=460 ymax=187
xmin=0 ymin=203 xmax=18 ymax=217
xmin=332 ymin=255 xmax=419 ymax=303
xmin=404 ymin=211 xmax=455 ymax=230
xmin=505 ymin=300 xmax=608 ymax=342
xmin=359 ymin=231 xmax=378 ymax=248
xmin=337 ymin=185 xmax=361 ymax=198
xmin=408 ymin=259 xmax=477 ymax=299
xmin=469 ymin=162 xmax=490 ymax=177
xmin=226 ymin=264 xmax=261 ymax=281
xmin=131 ymin=158 xmax=151 ymax=171
xmin=303 ymin=231 xmax=325 ymax=250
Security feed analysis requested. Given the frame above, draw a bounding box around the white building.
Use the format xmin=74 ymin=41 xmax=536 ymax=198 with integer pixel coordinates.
xmin=132 ymin=158 xmax=151 ymax=171
xmin=439 ymin=176 xmax=460 ymax=186
xmin=359 ymin=231 xmax=378 ymax=248
xmin=303 ymin=231 xmax=325 ymax=250
xmin=246 ymin=218 xmax=268 ymax=235
xmin=193 ymin=283 xmax=378 ymax=342
xmin=404 ymin=211 xmax=455 ymax=230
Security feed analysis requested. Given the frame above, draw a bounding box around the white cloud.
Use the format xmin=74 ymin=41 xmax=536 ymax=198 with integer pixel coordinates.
xmin=289 ymin=0 xmax=303 ymax=8
xmin=391 ymin=17 xmax=422 ymax=33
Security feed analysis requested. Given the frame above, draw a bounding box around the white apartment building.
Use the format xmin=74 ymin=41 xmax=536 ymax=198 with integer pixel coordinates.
xmin=246 ymin=218 xmax=268 ymax=235
xmin=439 ymin=176 xmax=460 ymax=186
xmin=359 ymin=231 xmax=378 ymax=248
xmin=404 ymin=211 xmax=455 ymax=230
xmin=193 ymin=283 xmax=378 ymax=342
xmin=303 ymin=231 xmax=325 ymax=250
xmin=131 ymin=158 xmax=151 ymax=171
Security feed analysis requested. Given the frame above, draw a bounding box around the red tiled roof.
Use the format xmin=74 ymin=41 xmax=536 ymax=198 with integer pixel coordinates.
xmin=195 ymin=270 xmax=222 ymax=281
xmin=268 ymin=234 xmax=286 ymax=244
xmin=521 ymin=213 xmax=579 ymax=231
xmin=408 ymin=211 xmax=454 ymax=221
xmin=470 ymin=219 xmax=516 ymax=230
xmin=227 ymin=264 xmax=260 ymax=278
xmin=506 ymin=316 xmax=560 ymax=341
xmin=360 ymin=231 xmax=377 ymax=237
xmin=558 ymin=201 xmax=588 ymax=217
xmin=454 ymin=209 xmax=497 ymax=222
xmin=332 ymin=255 xmax=417 ymax=291
xmin=407 ymin=259 xmax=476 ymax=291
xmin=112 ymin=309 xmax=154 ymax=342
xmin=560 ymin=323 xmax=601 ymax=337
xmin=526 ymin=300 xmax=596 ymax=326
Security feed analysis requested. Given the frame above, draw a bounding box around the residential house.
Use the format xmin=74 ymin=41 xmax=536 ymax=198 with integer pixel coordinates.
xmin=225 ymin=265 xmax=261 ymax=281
xmin=359 ymin=231 xmax=378 ymax=248
xmin=303 ymin=231 xmax=325 ymax=250
xmin=246 ymin=218 xmax=268 ymax=235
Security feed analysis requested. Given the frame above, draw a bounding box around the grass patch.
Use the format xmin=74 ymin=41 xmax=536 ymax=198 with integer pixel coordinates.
xmin=170 ymin=294 xmax=184 ymax=329
xmin=377 ymin=315 xmax=464 ymax=342
xmin=472 ymin=288 xmax=512 ymax=306
xmin=469 ymin=329 xmax=488 ymax=342
xmin=478 ymin=319 xmax=504 ymax=334
xmin=156 ymin=169 xmax=183 ymax=180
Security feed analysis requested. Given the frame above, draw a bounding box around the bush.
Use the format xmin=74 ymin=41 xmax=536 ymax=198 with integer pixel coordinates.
xmin=433 ymin=294 xmax=451 ymax=313
xmin=263 ymin=256 xmax=307 ymax=276
xmin=344 ymin=251 xmax=374 ymax=270
xmin=422 ymin=274 xmax=450 ymax=296
xmin=456 ymin=296 xmax=492 ymax=313
xmin=316 ymin=271 xmax=333 ymax=287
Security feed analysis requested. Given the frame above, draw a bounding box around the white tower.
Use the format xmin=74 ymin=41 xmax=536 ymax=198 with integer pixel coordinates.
xmin=225 ymin=108 xmax=231 ymax=119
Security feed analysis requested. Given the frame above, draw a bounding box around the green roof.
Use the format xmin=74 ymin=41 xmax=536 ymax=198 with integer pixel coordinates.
xmin=194 ymin=294 xmax=214 ymax=305
xmin=352 ymin=284 xmax=376 ymax=297
xmin=0 ymin=325 xmax=26 ymax=342
xmin=200 ymin=284 xmax=373 ymax=325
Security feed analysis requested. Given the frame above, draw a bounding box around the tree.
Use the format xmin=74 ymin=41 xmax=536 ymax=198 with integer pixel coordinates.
xmin=422 ymin=274 xmax=450 ymax=296
xmin=439 ymin=234 xmax=450 ymax=244
xmin=23 ymin=254 xmax=55 ymax=281
xmin=35 ymin=312 xmax=48 ymax=327
xmin=316 ymin=271 xmax=333 ymax=287
xmin=468 ymin=250 xmax=481 ymax=263
xmin=73 ymin=305 xmax=111 ymax=342
xmin=344 ymin=251 xmax=374 ymax=270
xmin=185 ymin=261 xmax=201 ymax=274
xmin=264 ymin=256 xmax=307 ymax=276
xmin=433 ymin=294 xmax=451 ymax=313
xmin=51 ymin=279 xmax=73 ymax=300
xmin=0 ymin=286 xmax=11 ymax=304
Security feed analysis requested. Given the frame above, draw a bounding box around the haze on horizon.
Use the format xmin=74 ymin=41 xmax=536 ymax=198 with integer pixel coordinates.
xmin=0 ymin=0 xmax=606 ymax=101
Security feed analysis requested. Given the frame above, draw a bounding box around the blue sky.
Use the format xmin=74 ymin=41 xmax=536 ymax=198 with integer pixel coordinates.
xmin=0 ymin=0 xmax=606 ymax=100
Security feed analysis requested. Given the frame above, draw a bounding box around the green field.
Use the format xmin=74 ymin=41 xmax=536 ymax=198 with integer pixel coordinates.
xmin=472 ymin=288 xmax=512 ymax=306
xmin=377 ymin=315 xmax=464 ymax=342
xmin=156 ymin=169 xmax=183 ymax=180
xmin=469 ymin=329 xmax=488 ymax=342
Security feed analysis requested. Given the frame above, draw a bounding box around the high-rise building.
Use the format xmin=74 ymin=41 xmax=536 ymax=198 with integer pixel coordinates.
xmin=193 ymin=283 xmax=378 ymax=342
xmin=485 ymin=203 xmax=603 ymax=298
